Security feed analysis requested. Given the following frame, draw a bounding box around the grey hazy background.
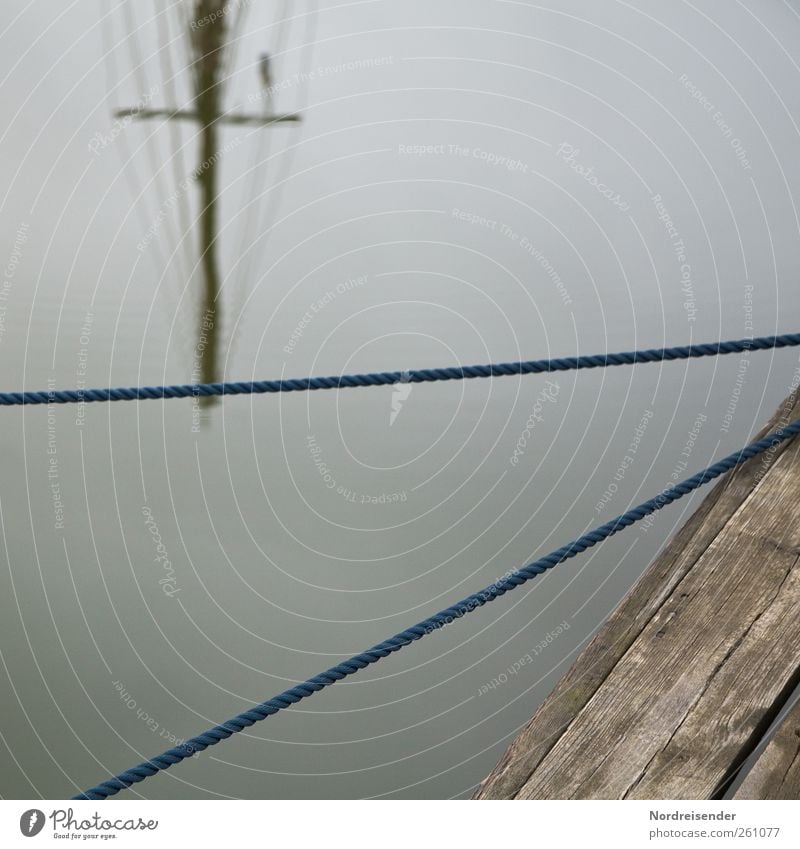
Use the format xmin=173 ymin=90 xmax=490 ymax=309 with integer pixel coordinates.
xmin=1 ymin=0 xmax=799 ymax=799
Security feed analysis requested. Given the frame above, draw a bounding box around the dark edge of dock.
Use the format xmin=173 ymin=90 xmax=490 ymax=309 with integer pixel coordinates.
xmin=474 ymin=386 xmax=800 ymax=799
xmin=733 ymin=696 xmax=800 ymax=799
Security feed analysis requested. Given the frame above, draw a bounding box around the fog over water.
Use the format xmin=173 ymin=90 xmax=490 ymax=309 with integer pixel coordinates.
xmin=1 ymin=0 xmax=799 ymax=799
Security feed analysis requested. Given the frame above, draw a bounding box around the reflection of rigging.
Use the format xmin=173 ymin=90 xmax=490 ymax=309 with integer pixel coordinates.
xmin=259 ymin=53 xmax=273 ymax=94
xmin=229 ymin=2 xmax=318 ymax=364
xmin=100 ymin=2 xmax=195 ymax=363
xmin=114 ymin=1 xmax=305 ymax=405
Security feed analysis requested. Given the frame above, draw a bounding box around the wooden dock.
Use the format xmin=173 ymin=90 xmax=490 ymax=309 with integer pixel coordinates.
xmin=474 ymin=389 xmax=800 ymax=800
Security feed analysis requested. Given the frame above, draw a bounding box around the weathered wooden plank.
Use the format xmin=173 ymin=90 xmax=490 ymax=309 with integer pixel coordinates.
xmin=734 ymin=697 xmax=800 ymax=799
xmin=475 ymin=389 xmax=800 ymax=799
xmin=517 ymin=440 xmax=800 ymax=799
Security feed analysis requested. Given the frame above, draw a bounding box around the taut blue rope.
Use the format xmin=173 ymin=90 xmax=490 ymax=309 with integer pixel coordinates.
xmin=72 ymin=415 xmax=800 ymax=800
xmin=3 ymin=332 xmax=799 ymax=407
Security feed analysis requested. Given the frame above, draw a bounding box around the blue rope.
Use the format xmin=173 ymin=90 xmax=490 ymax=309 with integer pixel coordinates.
xmin=4 ymin=332 xmax=799 ymax=407
xmin=72 ymin=415 xmax=800 ymax=800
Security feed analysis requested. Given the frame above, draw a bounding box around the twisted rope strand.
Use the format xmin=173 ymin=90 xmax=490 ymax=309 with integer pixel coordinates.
xmin=4 ymin=332 xmax=800 ymax=407
xmin=72 ymin=416 xmax=800 ymax=800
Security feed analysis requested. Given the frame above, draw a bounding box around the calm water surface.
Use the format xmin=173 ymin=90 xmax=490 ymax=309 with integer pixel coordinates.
xmin=1 ymin=1 xmax=800 ymax=799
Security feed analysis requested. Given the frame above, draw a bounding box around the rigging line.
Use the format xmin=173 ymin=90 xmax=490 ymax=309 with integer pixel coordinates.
xmin=234 ymin=0 xmax=290 ymax=273
xmin=3 ymin=332 xmax=798 ymax=407
xmin=219 ymin=0 xmax=248 ymax=94
xmin=122 ymin=0 xmax=189 ymax=285
xmin=156 ymin=0 xmax=198 ymax=285
xmin=99 ymin=1 xmax=196 ymax=363
xmin=228 ymin=1 xmax=318 ymax=362
xmin=149 ymin=0 xmax=209 ymax=365
xmin=227 ymin=0 xmax=291 ymax=346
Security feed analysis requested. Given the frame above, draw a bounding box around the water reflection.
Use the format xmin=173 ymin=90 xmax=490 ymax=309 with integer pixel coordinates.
xmin=2 ymin=0 xmax=799 ymax=801
xmin=114 ymin=2 xmax=301 ymax=405
xmin=188 ymin=1 xmax=226 ymax=394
